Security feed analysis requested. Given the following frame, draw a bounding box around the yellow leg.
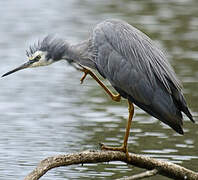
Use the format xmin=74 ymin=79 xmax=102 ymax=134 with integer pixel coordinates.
xmin=80 ymin=67 xmax=121 ymax=102
xmin=100 ymin=100 xmax=134 ymax=158
xmin=78 ymin=66 xmax=134 ymax=158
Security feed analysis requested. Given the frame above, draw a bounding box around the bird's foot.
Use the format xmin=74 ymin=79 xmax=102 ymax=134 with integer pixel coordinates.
xmin=100 ymin=143 xmax=130 ymax=160
xmin=100 ymin=143 xmax=126 ymax=152
xmin=80 ymin=67 xmax=90 ymax=84
xmin=78 ymin=65 xmax=121 ymax=102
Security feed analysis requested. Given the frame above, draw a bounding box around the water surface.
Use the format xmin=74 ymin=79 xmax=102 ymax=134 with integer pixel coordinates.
xmin=0 ymin=0 xmax=197 ymax=179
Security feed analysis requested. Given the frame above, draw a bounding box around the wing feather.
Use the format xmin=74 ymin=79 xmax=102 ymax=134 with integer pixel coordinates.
xmin=91 ymin=19 xmax=193 ymax=134
xmin=93 ymin=19 xmax=181 ymax=93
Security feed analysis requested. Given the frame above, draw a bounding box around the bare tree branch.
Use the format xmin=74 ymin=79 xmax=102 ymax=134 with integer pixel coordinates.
xmin=24 ymin=150 xmax=198 ymax=180
xmin=116 ymin=169 xmax=158 ymax=180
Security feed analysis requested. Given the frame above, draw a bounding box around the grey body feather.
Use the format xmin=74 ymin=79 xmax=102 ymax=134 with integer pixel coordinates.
xmin=86 ymin=19 xmax=193 ymax=134
xmin=25 ymin=19 xmax=194 ymax=134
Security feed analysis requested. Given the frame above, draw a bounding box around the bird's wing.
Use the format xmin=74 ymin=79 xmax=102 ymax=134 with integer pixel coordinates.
xmin=92 ymin=19 xmax=187 ymax=133
xmin=93 ymin=19 xmax=181 ymax=94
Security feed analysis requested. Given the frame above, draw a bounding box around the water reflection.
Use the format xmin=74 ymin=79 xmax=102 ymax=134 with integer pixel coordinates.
xmin=0 ymin=0 xmax=197 ymax=179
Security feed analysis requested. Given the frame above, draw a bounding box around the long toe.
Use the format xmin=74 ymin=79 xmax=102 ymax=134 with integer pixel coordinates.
xmin=100 ymin=143 xmax=127 ymax=153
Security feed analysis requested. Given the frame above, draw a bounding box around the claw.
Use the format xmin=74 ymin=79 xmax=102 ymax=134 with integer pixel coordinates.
xmin=80 ymin=72 xmax=87 ymax=84
xmin=80 ymin=68 xmax=90 ymax=84
xmin=100 ymin=143 xmax=126 ymax=153
xmin=100 ymin=143 xmax=130 ymax=160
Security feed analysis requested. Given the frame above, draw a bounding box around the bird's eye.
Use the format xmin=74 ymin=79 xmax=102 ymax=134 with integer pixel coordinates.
xmin=35 ymin=55 xmax=41 ymax=61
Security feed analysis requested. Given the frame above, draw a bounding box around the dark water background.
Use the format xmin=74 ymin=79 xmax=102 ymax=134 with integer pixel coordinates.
xmin=0 ymin=0 xmax=197 ymax=179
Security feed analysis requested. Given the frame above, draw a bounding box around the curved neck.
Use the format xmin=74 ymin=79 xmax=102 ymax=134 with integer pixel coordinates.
xmin=63 ymin=39 xmax=96 ymax=69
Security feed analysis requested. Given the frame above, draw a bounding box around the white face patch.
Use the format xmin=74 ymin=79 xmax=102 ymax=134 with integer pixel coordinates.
xmin=28 ymin=51 xmax=54 ymax=68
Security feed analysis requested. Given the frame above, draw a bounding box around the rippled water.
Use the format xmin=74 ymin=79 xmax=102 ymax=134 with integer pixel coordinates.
xmin=0 ymin=0 xmax=197 ymax=179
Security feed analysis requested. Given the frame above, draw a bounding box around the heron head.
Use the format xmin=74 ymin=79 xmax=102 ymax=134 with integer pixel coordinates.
xmin=2 ymin=35 xmax=67 ymax=77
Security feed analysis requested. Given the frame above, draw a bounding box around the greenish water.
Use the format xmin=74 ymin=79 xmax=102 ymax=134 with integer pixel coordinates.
xmin=0 ymin=0 xmax=197 ymax=179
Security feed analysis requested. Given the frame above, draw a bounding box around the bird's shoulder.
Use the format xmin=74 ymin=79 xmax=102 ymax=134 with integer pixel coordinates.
xmin=92 ymin=18 xmax=149 ymax=48
xmin=91 ymin=19 xmax=181 ymax=94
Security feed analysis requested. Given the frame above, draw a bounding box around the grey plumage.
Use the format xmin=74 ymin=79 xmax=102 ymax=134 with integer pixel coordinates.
xmin=90 ymin=19 xmax=194 ymax=134
xmin=2 ymin=19 xmax=194 ymax=134
xmin=26 ymin=35 xmax=70 ymax=61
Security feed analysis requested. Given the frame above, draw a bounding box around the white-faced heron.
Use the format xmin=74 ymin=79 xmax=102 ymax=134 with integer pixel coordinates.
xmin=2 ymin=19 xmax=194 ymax=158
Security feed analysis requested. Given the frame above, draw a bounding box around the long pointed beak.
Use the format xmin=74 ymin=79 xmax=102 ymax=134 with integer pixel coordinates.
xmin=2 ymin=61 xmax=33 ymax=77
